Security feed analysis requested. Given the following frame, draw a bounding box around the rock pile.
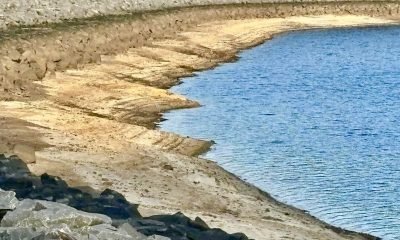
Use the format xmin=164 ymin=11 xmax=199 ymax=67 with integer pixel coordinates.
xmin=0 ymin=154 xmax=249 ymax=240
xmin=0 ymin=189 xmax=168 ymax=239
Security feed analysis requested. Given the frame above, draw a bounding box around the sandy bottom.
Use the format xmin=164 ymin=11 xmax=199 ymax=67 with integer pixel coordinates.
xmin=0 ymin=15 xmax=397 ymax=239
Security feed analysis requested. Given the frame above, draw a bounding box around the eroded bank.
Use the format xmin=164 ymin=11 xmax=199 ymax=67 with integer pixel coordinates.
xmin=0 ymin=2 xmax=399 ymax=240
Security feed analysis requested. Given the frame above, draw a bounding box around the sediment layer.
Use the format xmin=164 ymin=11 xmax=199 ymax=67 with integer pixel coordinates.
xmin=0 ymin=2 xmax=398 ymax=240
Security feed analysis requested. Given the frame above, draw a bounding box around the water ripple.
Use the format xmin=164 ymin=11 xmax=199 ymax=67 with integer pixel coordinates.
xmin=161 ymin=26 xmax=400 ymax=239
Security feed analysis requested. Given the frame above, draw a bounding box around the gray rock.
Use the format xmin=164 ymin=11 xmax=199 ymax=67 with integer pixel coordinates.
xmin=0 ymin=157 xmax=246 ymax=240
xmin=147 ymin=235 xmax=171 ymax=240
xmin=0 ymin=227 xmax=43 ymax=240
xmin=89 ymin=224 xmax=137 ymax=240
xmin=0 ymin=189 xmax=18 ymax=211
xmin=0 ymin=199 xmax=137 ymax=240
xmin=118 ymin=223 xmax=147 ymax=239
xmin=2 ymin=199 xmax=112 ymax=228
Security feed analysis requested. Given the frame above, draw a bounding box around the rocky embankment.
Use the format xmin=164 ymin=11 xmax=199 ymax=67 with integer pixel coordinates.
xmin=1 ymin=2 xmax=400 ymax=99
xmin=0 ymin=192 xmax=157 ymax=240
xmin=0 ymin=0 xmax=393 ymax=29
xmin=0 ymin=154 xmax=247 ymax=240
xmin=0 ymin=2 xmax=399 ymax=240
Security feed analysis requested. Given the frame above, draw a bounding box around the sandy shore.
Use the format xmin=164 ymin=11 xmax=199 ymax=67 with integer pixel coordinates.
xmin=0 ymin=3 xmax=399 ymax=239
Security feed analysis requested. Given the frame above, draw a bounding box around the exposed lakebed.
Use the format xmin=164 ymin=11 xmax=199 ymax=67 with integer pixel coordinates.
xmin=160 ymin=26 xmax=400 ymax=239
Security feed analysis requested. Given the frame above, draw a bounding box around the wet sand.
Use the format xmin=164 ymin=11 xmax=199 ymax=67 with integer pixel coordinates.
xmin=0 ymin=3 xmax=399 ymax=239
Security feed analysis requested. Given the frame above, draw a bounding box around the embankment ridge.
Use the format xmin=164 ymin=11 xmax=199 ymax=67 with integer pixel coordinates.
xmin=0 ymin=0 xmax=397 ymax=29
xmin=0 ymin=2 xmax=399 ymax=239
xmin=1 ymin=2 xmax=400 ymax=99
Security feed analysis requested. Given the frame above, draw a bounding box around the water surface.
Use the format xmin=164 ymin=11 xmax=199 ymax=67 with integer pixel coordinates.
xmin=160 ymin=26 xmax=400 ymax=239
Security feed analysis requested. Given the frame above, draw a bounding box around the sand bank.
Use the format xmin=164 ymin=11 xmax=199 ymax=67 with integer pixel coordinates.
xmin=0 ymin=3 xmax=399 ymax=240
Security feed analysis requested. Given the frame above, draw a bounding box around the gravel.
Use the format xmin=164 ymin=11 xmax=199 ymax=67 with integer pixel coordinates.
xmin=0 ymin=0 xmax=385 ymax=29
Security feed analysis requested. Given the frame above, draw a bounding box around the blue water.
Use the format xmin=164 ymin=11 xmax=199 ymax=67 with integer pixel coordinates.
xmin=160 ymin=26 xmax=400 ymax=239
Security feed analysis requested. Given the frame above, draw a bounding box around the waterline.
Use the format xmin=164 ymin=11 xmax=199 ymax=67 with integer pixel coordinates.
xmin=160 ymin=26 xmax=400 ymax=239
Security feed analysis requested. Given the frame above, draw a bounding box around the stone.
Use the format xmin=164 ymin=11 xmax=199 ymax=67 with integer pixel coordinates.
xmin=193 ymin=217 xmax=209 ymax=230
xmin=88 ymin=224 xmax=135 ymax=240
xmin=0 ymin=189 xmax=18 ymax=211
xmin=40 ymin=173 xmax=68 ymax=188
xmin=118 ymin=223 xmax=147 ymax=239
xmin=0 ymin=198 xmax=138 ymax=240
xmin=0 ymin=155 xmax=31 ymax=176
xmin=1 ymin=199 xmax=112 ymax=228
xmin=0 ymin=156 xmax=248 ymax=240
xmin=146 ymin=235 xmax=170 ymax=240
xmin=0 ymin=227 xmax=43 ymax=239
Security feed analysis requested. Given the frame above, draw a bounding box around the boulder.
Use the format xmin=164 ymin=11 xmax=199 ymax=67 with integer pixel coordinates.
xmin=0 ymin=199 xmax=139 ymax=240
xmin=1 ymin=199 xmax=112 ymax=228
xmin=0 ymin=155 xmax=245 ymax=240
xmin=147 ymin=235 xmax=171 ymax=240
xmin=0 ymin=190 xmax=18 ymax=211
xmin=118 ymin=223 xmax=147 ymax=239
xmin=0 ymin=189 xmax=18 ymax=220
xmin=0 ymin=227 xmax=43 ymax=239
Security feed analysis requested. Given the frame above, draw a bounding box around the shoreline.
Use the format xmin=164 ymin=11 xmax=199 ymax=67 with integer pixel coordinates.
xmin=158 ymin=23 xmax=398 ymax=156
xmin=1 ymin=3 xmax=399 ymax=239
xmin=158 ymin=23 xmax=400 ymax=239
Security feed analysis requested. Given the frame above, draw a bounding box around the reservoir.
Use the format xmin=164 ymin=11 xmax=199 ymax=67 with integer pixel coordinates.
xmin=160 ymin=26 xmax=400 ymax=239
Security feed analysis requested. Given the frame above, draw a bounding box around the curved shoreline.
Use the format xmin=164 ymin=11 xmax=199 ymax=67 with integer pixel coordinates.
xmin=159 ymin=23 xmax=400 ymax=238
xmin=2 ymin=2 xmax=400 ymax=99
xmin=0 ymin=3 xmax=399 ymax=239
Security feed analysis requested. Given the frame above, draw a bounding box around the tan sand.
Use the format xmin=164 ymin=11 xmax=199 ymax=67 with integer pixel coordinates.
xmin=0 ymin=12 xmax=398 ymax=240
